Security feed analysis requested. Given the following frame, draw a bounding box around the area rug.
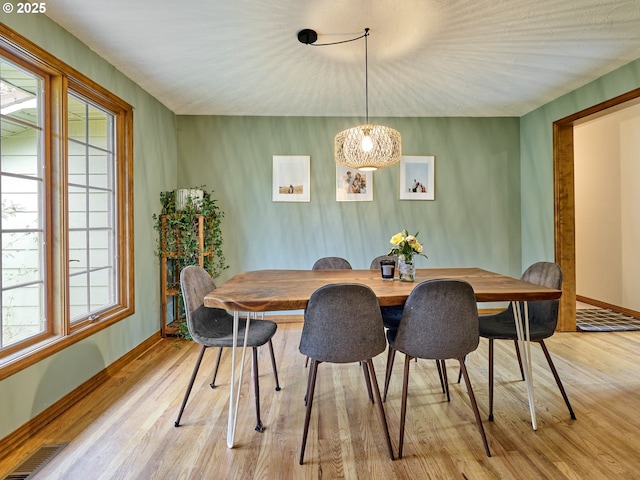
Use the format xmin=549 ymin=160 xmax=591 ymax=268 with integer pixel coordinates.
xmin=576 ymin=309 xmax=640 ymax=332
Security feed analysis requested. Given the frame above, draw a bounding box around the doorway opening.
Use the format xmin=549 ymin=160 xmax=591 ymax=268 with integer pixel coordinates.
xmin=553 ymin=87 xmax=640 ymax=331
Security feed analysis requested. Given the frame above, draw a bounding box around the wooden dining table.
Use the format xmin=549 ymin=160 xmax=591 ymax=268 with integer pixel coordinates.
xmin=204 ymin=267 xmax=562 ymax=448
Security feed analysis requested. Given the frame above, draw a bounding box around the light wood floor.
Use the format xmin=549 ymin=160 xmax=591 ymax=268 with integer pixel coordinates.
xmin=2 ymin=322 xmax=640 ymax=479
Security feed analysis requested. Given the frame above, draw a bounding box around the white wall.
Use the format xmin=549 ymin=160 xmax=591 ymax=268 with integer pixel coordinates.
xmin=574 ymin=103 xmax=640 ymax=311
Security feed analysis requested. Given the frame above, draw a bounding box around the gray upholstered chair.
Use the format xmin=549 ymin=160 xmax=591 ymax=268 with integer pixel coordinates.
xmin=374 ymin=255 xmax=448 ymax=402
xmin=304 ymin=256 xmax=353 ymax=367
xmin=479 ymin=261 xmax=576 ymax=421
xmin=388 ymin=279 xmax=491 ymax=458
xmin=370 ymin=255 xmax=444 ymax=399
xmin=311 ymin=256 xmax=352 ymax=270
xmin=298 ymin=283 xmax=395 ymax=464
xmin=174 ymin=265 xmax=281 ymax=433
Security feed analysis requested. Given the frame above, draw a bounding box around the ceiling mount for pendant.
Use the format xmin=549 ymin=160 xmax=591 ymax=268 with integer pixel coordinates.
xmin=297 ymin=29 xmax=318 ymax=45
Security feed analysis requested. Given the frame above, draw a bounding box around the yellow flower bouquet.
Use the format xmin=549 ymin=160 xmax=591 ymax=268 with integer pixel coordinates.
xmin=387 ymin=230 xmax=427 ymax=281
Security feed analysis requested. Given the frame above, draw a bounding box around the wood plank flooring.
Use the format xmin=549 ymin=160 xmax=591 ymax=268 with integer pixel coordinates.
xmin=2 ymin=323 xmax=640 ymax=479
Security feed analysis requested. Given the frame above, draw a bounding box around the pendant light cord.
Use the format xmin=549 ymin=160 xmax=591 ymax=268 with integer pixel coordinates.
xmin=301 ymin=29 xmax=369 ymax=47
xmin=298 ymin=28 xmax=371 ymax=125
xmin=364 ymin=28 xmax=369 ymax=124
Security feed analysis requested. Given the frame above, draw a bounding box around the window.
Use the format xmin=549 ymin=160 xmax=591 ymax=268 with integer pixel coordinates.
xmin=67 ymin=94 xmax=117 ymax=325
xmin=0 ymin=24 xmax=134 ymax=379
xmin=0 ymin=57 xmax=45 ymax=349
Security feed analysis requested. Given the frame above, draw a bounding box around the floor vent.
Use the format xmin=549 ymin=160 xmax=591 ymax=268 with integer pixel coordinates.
xmin=3 ymin=444 xmax=67 ymax=480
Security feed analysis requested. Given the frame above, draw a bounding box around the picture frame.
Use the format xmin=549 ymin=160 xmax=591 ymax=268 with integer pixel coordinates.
xmin=272 ymin=155 xmax=310 ymax=202
xmin=336 ymin=164 xmax=373 ymax=202
xmin=399 ymin=155 xmax=435 ymax=200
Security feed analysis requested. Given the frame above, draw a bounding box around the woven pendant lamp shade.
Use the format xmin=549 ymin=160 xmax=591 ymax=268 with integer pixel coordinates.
xmin=335 ymin=123 xmax=402 ymax=171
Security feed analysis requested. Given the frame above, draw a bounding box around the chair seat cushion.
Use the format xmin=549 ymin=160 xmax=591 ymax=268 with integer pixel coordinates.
xmin=190 ymin=306 xmax=277 ymax=347
xmin=478 ymin=310 xmax=550 ymax=341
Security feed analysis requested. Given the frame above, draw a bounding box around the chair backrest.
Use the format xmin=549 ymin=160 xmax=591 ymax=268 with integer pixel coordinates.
xmin=180 ymin=265 xmax=230 ymax=344
xmin=519 ymin=261 xmax=563 ymax=334
xmin=393 ymin=279 xmax=479 ymax=360
xmin=311 ymin=257 xmax=352 ymax=270
xmin=369 ymin=255 xmax=397 ymax=270
xmin=300 ymin=283 xmax=386 ymax=363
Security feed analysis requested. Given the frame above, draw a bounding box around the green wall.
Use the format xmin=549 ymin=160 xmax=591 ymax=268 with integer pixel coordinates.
xmin=0 ymin=18 xmax=177 ymax=440
xmin=177 ymin=116 xmax=522 ymax=283
xmin=520 ymin=58 xmax=640 ymax=267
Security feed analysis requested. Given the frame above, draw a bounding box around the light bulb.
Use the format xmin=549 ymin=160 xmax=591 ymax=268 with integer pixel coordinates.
xmin=361 ymin=134 xmax=373 ymax=152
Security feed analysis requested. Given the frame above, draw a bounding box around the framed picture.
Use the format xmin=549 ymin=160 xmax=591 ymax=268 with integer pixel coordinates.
xmin=399 ymin=155 xmax=435 ymax=200
xmin=336 ymin=164 xmax=373 ymax=202
xmin=272 ymin=155 xmax=310 ymax=202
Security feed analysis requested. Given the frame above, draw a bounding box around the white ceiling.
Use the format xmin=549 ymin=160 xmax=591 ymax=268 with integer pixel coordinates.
xmin=45 ymin=0 xmax=640 ymax=117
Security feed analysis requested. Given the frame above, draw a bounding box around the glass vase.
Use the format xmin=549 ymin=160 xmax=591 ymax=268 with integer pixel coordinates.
xmin=398 ymin=255 xmax=416 ymax=282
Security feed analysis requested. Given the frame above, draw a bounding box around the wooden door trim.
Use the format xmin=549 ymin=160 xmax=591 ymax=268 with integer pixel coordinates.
xmin=553 ymin=87 xmax=640 ymax=331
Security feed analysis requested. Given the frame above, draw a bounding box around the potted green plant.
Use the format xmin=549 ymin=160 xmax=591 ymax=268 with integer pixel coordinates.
xmin=153 ymin=186 xmax=228 ymax=338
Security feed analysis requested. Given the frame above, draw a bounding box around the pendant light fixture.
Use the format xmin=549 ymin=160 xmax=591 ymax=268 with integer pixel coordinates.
xmin=298 ymin=28 xmax=402 ymax=171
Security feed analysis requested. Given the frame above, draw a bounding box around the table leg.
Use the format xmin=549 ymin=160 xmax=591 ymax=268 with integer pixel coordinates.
xmin=511 ymin=300 xmax=537 ymax=430
xmin=227 ymin=311 xmax=251 ymax=448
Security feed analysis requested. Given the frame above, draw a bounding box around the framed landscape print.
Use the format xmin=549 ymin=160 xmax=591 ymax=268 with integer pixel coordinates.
xmin=272 ymin=155 xmax=310 ymax=202
xmin=399 ymin=155 xmax=435 ymax=200
xmin=336 ymin=164 xmax=373 ymax=202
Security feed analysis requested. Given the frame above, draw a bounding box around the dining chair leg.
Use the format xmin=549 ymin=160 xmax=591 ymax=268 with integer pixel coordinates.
xmin=513 ymin=340 xmax=525 ymax=381
xmin=439 ymin=359 xmax=450 ymax=402
xmin=398 ymin=354 xmax=412 ymax=458
xmin=252 ymin=347 xmax=264 ymax=432
xmin=458 ymin=358 xmax=491 ymax=457
xmin=300 ymin=359 xmax=319 ymax=465
xmin=209 ymin=347 xmax=224 ymax=389
xmin=488 ymin=338 xmax=495 ymax=421
xmin=304 ymin=357 xmax=314 ymax=405
xmin=539 ymin=340 xmax=576 ymax=419
xmin=175 ymin=344 xmax=207 ymax=427
xmin=455 ymin=354 xmax=469 ymax=384
xmin=267 ymin=339 xmax=281 ymax=391
xmin=383 ymin=346 xmax=396 ymax=402
xmin=362 ymin=361 xmax=374 ymax=403
xmin=436 ymin=359 xmax=446 ymax=393
xmin=363 ymin=359 xmax=395 ymax=461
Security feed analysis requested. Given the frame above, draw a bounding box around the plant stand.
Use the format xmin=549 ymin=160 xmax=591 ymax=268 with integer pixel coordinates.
xmin=159 ymin=214 xmax=211 ymax=337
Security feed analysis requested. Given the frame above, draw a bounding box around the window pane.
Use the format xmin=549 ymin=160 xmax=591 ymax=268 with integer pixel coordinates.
xmin=88 ymin=149 xmax=109 ymax=188
xmin=87 ymin=105 xmax=109 ymax=149
xmin=89 ymin=229 xmax=110 ymax=267
xmin=0 ymin=117 xmax=40 ymax=176
xmin=68 ymin=141 xmax=87 ymax=186
xmin=67 ymin=93 xmax=116 ymax=325
xmin=0 ymin=59 xmax=39 ymax=129
xmin=88 ymin=190 xmax=110 ymax=228
xmin=67 ymin=95 xmax=87 ymax=143
xmin=90 ymin=268 xmax=112 ymax=309
xmin=1 ymin=58 xmax=45 ymax=350
xmin=1 ymin=176 xmax=40 ymax=230
xmin=2 ymin=231 xmax=42 ymax=285
xmin=2 ymin=284 xmax=44 ymax=346
xmin=69 ymin=272 xmax=88 ymax=321
xmin=68 ymin=186 xmax=87 ymax=229
xmin=68 ymin=230 xmax=87 ymax=270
